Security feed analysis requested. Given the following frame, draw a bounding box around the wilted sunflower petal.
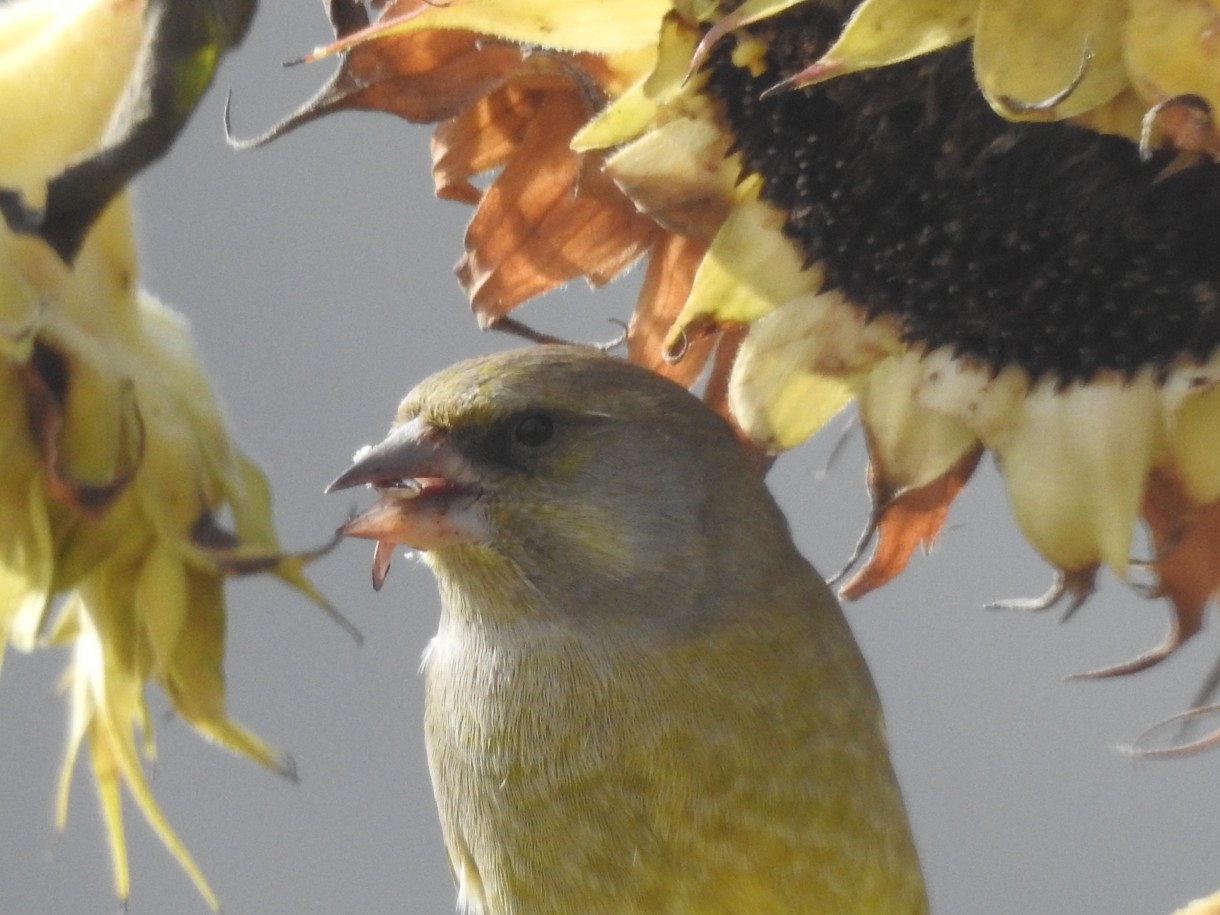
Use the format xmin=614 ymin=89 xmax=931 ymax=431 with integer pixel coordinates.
xmin=666 ymin=194 xmax=819 ymax=352
xmin=628 ymin=233 xmax=714 ymax=386
xmin=1129 ymin=471 xmax=1220 ymax=676
xmin=0 ymin=0 xmax=337 ymax=906
xmin=1164 ymin=369 xmax=1220 ymax=506
xmin=312 ymin=0 xmax=669 ymax=59
xmin=995 ymin=372 xmax=1162 ymax=575
xmin=728 ymin=290 xmax=888 ymax=450
xmin=856 ymin=350 xmax=980 ymax=494
xmin=973 ymin=0 xmax=1126 ymax=120
xmin=839 ymin=446 xmax=982 ymax=601
xmin=0 ymin=0 xmax=255 ymax=263
xmin=1124 ymin=0 xmax=1220 ymax=117
xmin=1 ymin=484 xmax=54 ymax=653
xmin=1174 ymin=888 xmax=1220 ymax=915
xmin=783 ymin=0 xmax=974 ymax=89
xmin=603 ymin=116 xmax=738 ymax=240
xmin=458 ymin=84 xmax=660 ymax=321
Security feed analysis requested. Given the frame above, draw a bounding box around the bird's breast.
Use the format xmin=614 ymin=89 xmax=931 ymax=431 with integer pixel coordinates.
xmin=418 ymin=605 xmax=927 ymax=915
xmin=423 ymin=620 xmax=633 ymax=777
xmin=422 ymin=620 xmax=661 ymax=912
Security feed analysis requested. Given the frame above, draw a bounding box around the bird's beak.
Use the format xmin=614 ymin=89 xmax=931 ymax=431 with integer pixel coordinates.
xmin=327 ymin=417 xmax=488 ymax=590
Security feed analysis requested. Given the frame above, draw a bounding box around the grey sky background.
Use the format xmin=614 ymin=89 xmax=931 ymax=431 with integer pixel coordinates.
xmin=1 ymin=4 xmax=1219 ymax=913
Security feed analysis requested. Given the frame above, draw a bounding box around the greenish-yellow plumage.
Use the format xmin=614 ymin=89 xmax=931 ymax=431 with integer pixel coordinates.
xmin=329 ymin=345 xmax=927 ymax=915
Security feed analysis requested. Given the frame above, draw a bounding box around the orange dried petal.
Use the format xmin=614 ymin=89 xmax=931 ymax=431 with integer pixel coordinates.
xmin=628 ymin=233 xmax=713 ymax=386
xmin=433 ymin=82 xmax=542 ymax=204
xmin=840 ymin=445 xmax=982 ymax=601
xmin=1141 ymin=470 xmax=1220 ymax=658
xmin=457 ymin=90 xmax=658 ymax=321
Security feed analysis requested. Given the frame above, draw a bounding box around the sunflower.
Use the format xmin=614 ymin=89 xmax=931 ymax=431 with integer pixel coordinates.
xmin=279 ymin=0 xmax=1220 ymax=739
xmin=0 ymin=0 xmax=342 ymax=907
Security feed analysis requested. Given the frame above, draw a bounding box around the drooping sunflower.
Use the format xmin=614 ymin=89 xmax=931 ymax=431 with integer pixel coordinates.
xmin=271 ymin=0 xmax=1220 ymax=758
xmin=0 ymin=0 xmax=344 ymax=907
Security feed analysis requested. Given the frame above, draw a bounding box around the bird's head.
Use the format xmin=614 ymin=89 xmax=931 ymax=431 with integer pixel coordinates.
xmin=328 ymin=345 xmax=793 ymax=624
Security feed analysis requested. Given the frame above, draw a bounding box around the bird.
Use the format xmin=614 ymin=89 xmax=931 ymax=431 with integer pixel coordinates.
xmin=327 ymin=344 xmax=928 ymax=915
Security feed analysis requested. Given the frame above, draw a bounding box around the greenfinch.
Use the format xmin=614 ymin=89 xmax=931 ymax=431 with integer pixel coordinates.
xmin=328 ymin=345 xmax=927 ymax=915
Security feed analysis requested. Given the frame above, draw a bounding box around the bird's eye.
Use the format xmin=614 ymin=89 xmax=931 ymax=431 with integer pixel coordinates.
xmin=513 ymin=412 xmax=555 ymax=449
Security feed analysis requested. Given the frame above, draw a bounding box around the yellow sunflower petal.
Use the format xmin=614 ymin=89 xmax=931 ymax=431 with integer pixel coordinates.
xmin=1175 ymin=888 xmax=1220 ymax=915
xmin=134 ymin=542 xmax=187 ymax=676
xmin=729 ymin=289 xmax=896 ymax=450
xmin=666 ymin=194 xmax=818 ymax=352
xmin=1160 ymin=356 xmax=1220 ymax=505
xmin=0 ymin=0 xmax=143 ymax=196
xmin=0 ymin=0 xmax=334 ymax=905
xmin=1 ymin=484 xmax=54 ymax=653
xmin=914 ymin=350 xmax=1031 ymax=447
xmin=573 ymin=13 xmax=698 ymax=151
xmin=573 ymin=71 xmax=665 ymax=150
xmin=59 ymin=565 xmax=221 ymax=910
xmin=995 ymin=371 xmax=1162 ymax=574
xmin=857 ymin=350 xmax=980 ymax=493
xmin=312 ymin=0 xmax=670 ymax=59
xmin=974 ymin=0 xmax=1127 ymax=119
xmin=784 ymin=0 xmax=975 ymax=89
xmin=603 ymin=116 xmax=738 ymax=240
xmin=159 ymin=569 xmax=293 ymax=776
xmin=1124 ymin=0 xmax=1220 ymax=113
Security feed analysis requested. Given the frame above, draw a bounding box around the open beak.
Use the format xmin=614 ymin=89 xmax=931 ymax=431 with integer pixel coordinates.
xmin=327 ymin=417 xmax=488 ymax=589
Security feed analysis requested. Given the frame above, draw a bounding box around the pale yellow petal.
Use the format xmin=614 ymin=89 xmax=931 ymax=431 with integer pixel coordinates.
xmin=3 ymin=485 xmax=54 ymax=651
xmin=603 ymin=116 xmax=738 ymax=240
xmin=858 ymin=350 xmax=980 ymax=492
xmin=134 ymin=543 xmax=188 ymax=676
xmin=94 ymin=705 xmax=219 ymax=911
xmin=55 ymin=605 xmax=90 ymax=830
xmin=729 ymin=352 xmax=853 ymax=453
xmin=0 ymin=0 xmax=144 ymax=196
xmin=729 ymin=290 xmax=897 ymax=450
xmin=914 ymin=349 xmax=1031 ymax=446
xmin=159 ymin=570 xmax=292 ymax=776
xmin=1175 ymin=889 xmax=1220 ymax=915
xmin=320 ymin=0 xmax=670 ymax=58
xmin=71 ymin=595 xmax=221 ymax=909
xmin=666 ymin=195 xmax=819 ymax=349
xmin=573 ymin=73 xmax=664 ymax=151
xmin=88 ymin=726 xmax=131 ymax=904
xmin=1161 ymin=355 xmax=1220 ymax=505
xmin=797 ymin=0 xmax=975 ymax=86
xmin=974 ymin=0 xmax=1127 ymax=119
xmin=573 ymin=14 xmax=698 ymax=150
xmin=994 ymin=371 xmax=1162 ymax=573
xmin=1123 ymin=0 xmax=1220 ymax=113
